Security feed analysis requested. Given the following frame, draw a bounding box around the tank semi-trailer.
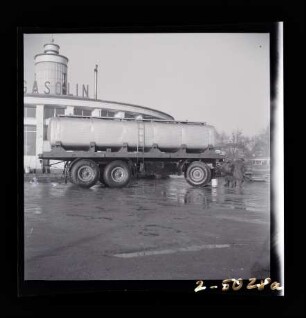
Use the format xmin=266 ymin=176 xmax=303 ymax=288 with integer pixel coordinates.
xmin=39 ymin=116 xmax=225 ymax=188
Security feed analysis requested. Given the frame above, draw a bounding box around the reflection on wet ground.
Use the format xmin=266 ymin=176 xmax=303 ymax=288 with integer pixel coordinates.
xmin=24 ymin=176 xmax=270 ymax=280
xmin=25 ymin=177 xmax=270 ymax=226
xmin=25 ymin=176 xmax=269 ymax=216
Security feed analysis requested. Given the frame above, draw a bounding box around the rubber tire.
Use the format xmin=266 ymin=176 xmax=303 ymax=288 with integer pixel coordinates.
xmin=70 ymin=159 xmax=100 ymax=188
xmin=99 ymin=166 xmax=109 ymax=187
xmin=185 ymin=161 xmax=212 ymax=187
xmin=103 ymin=160 xmax=131 ymax=188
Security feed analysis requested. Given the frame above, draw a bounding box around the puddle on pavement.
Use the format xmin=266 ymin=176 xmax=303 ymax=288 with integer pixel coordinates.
xmin=24 ymin=176 xmax=270 ymax=215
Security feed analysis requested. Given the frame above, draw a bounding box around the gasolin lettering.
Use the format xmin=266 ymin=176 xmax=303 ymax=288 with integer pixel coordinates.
xmin=24 ymin=81 xmax=90 ymax=98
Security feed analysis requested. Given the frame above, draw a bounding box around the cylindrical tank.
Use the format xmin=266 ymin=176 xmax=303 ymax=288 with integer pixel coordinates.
xmin=48 ymin=117 xmax=215 ymax=152
xmin=34 ymin=41 xmax=68 ymax=95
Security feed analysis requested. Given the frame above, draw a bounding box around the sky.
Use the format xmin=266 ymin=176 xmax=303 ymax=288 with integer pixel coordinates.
xmin=24 ymin=33 xmax=270 ymax=136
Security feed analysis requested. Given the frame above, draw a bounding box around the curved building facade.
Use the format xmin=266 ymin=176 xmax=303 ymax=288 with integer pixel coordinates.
xmin=24 ymin=40 xmax=174 ymax=171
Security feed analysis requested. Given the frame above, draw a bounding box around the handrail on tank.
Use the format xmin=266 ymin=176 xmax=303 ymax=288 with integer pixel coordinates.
xmin=57 ymin=114 xmax=207 ymax=126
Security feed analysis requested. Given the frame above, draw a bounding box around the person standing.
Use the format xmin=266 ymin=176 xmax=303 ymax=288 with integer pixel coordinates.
xmin=222 ymin=159 xmax=234 ymax=187
xmin=232 ymin=158 xmax=246 ymax=188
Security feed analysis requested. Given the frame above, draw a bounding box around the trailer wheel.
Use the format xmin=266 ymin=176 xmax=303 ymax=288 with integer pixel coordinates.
xmin=98 ymin=166 xmax=109 ymax=187
xmin=103 ymin=160 xmax=131 ymax=188
xmin=99 ymin=173 xmax=106 ymax=186
xmin=185 ymin=161 xmax=211 ymax=187
xmin=70 ymin=159 xmax=100 ymax=188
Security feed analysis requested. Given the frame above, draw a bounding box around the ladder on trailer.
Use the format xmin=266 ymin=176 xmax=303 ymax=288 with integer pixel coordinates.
xmin=136 ymin=120 xmax=145 ymax=171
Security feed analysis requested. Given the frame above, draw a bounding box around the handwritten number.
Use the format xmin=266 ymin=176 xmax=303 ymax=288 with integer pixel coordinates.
xmin=270 ymin=281 xmax=283 ymax=291
xmin=247 ymin=278 xmax=258 ymax=290
xmin=222 ymin=278 xmax=243 ymax=291
xmin=222 ymin=279 xmax=232 ymax=291
xmin=232 ymin=278 xmax=243 ymax=291
xmin=194 ymin=278 xmax=282 ymax=292
xmin=257 ymin=278 xmax=271 ymax=290
xmin=194 ymin=280 xmax=207 ymax=292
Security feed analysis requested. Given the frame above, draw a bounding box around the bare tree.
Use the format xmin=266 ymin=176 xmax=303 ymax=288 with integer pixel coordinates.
xmin=215 ymin=127 xmax=270 ymax=159
xmin=251 ymin=126 xmax=270 ymax=157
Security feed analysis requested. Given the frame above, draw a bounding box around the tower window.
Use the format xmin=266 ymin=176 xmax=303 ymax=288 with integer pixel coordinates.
xmin=62 ymin=73 xmax=67 ymax=95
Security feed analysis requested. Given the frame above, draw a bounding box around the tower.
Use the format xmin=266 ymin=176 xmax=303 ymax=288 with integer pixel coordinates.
xmin=34 ymin=38 xmax=69 ymax=95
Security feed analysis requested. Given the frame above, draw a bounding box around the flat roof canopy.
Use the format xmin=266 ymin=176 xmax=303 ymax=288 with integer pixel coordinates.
xmin=24 ymin=94 xmax=174 ymax=120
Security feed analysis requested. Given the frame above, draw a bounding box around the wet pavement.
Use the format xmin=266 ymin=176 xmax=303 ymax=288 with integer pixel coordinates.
xmin=24 ymin=176 xmax=270 ymax=280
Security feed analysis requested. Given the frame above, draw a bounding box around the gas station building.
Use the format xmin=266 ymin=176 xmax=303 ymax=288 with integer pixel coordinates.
xmin=24 ymin=41 xmax=174 ymax=171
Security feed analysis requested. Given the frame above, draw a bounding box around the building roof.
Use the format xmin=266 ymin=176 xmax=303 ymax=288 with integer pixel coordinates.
xmin=24 ymin=94 xmax=174 ymax=120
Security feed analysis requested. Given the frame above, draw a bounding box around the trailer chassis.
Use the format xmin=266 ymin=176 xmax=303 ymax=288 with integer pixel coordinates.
xmin=39 ymin=143 xmax=224 ymax=188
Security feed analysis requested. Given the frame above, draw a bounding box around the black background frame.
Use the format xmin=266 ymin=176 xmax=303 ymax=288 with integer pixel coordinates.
xmin=2 ymin=0 xmax=303 ymax=316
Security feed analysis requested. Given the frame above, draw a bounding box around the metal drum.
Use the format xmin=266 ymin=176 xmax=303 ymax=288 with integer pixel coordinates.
xmin=48 ymin=116 xmax=215 ymax=152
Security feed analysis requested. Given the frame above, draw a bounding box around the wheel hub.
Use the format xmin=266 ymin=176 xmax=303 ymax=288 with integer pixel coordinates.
xmin=111 ymin=167 xmax=126 ymax=182
xmin=78 ymin=166 xmax=94 ymax=182
xmin=190 ymin=167 xmax=205 ymax=181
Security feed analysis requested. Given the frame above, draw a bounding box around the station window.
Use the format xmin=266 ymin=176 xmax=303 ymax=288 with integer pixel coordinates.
xmin=74 ymin=108 xmax=92 ymax=116
xmin=125 ymin=113 xmax=135 ymax=119
xmin=43 ymin=125 xmax=48 ymax=141
xmin=101 ymin=109 xmax=115 ymax=117
xmin=44 ymin=107 xmax=65 ymax=119
xmin=24 ymin=106 xmax=36 ymax=118
xmin=24 ymin=125 xmax=36 ymax=156
xmin=143 ymin=115 xmax=159 ymax=120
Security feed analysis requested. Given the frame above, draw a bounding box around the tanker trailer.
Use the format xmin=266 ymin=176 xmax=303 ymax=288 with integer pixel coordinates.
xmin=39 ymin=116 xmax=224 ymax=188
